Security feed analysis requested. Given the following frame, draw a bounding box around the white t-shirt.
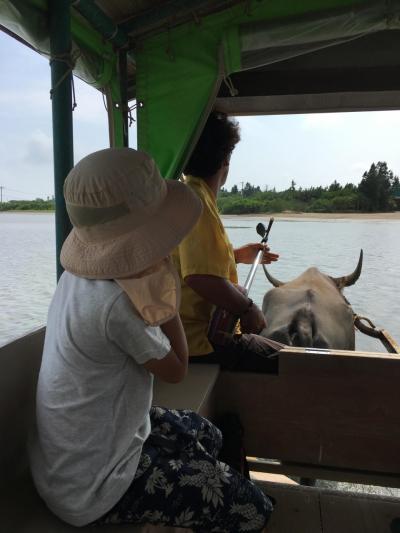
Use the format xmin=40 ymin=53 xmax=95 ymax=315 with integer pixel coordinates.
xmin=29 ymin=272 xmax=171 ymax=526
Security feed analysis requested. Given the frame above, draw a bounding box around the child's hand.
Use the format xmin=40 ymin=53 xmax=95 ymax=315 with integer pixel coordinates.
xmin=143 ymin=315 xmax=188 ymax=383
xmin=160 ymin=314 xmax=188 ymax=360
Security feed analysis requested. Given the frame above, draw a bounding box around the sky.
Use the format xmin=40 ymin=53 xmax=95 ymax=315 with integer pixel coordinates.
xmin=1 ymin=30 xmax=400 ymax=201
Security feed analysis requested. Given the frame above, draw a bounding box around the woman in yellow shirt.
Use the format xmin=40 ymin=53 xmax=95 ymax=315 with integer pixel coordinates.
xmin=172 ymin=111 xmax=279 ymax=371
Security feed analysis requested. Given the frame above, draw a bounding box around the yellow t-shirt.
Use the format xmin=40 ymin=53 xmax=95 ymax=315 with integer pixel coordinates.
xmin=171 ymin=176 xmax=238 ymax=356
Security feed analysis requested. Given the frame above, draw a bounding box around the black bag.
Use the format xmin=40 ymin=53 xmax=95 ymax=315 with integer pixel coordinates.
xmin=214 ymin=413 xmax=250 ymax=479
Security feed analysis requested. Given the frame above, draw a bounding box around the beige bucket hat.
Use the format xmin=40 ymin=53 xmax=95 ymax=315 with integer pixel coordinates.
xmin=60 ymin=148 xmax=202 ymax=279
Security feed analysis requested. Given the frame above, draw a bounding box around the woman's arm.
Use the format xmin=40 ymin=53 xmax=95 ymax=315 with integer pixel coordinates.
xmin=185 ymin=274 xmax=250 ymax=313
xmin=185 ymin=274 xmax=266 ymax=333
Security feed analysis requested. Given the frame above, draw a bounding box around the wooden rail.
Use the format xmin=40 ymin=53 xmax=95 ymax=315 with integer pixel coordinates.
xmin=215 ymin=347 xmax=400 ymax=482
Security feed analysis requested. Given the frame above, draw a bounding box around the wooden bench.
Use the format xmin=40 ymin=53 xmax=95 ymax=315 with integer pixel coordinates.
xmin=4 ymin=329 xmax=399 ymax=532
xmin=0 ymin=328 xmax=219 ymax=532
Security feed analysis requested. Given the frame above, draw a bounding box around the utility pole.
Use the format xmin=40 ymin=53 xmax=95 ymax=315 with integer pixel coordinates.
xmin=240 ymin=181 xmax=244 ymax=196
xmin=0 ymin=185 xmax=3 ymax=204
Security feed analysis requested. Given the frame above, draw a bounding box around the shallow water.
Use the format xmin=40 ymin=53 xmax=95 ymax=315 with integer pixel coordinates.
xmin=1 ymin=211 xmax=400 ymax=496
xmin=0 ymin=212 xmax=56 ymax=346
xmin=1 ymin=212 xmax=399 ymax=351
xmin=224 ymin=215 xmax=400 ymax=353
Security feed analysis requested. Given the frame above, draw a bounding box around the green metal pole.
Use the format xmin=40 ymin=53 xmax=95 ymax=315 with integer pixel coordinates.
xmin=71 ymin=0 xmax=129 ymax=49
xmin=118 ymin=49 xmax=129 ymax=147
xmin=49 ymin=0 xmax=74 ymax=280
xmin=109 ymin=72 xmax=127 ymax=149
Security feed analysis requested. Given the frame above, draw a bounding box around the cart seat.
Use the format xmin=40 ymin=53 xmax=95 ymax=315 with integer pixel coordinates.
xmin=0 ymin=328 xmax=219 ymax=532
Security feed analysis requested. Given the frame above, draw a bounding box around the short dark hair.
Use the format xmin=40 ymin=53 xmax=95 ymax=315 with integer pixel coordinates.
xmin=184 ymin=111 xmax=240 ymax=178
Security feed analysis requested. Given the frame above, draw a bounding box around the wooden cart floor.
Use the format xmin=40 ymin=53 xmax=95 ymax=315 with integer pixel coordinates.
xmin=260 ymin=481 xmax=400 ymax=533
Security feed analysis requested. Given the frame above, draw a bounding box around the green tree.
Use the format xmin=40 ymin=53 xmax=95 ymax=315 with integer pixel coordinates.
xmin=358 ymin=162 xmax=394 ymax=211
xmin=329 ymin=180 xmax=341 ymax=192
xmin=391 ymin=175 xmax=400 ymax=194
xmin=242 ymin=182 xmax=254 ymax=197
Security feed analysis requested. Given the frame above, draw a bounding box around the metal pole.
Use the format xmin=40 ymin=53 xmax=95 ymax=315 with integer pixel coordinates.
xmin=71 ymin=0 xmax=129 ymax=49
xmin=118 ymin=49 xmax=129 ymax=148
xmin=49 ymin=0 xmax=73 ymax=280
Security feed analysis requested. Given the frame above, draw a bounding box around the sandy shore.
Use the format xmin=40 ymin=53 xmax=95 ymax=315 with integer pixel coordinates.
xmin=2 ymin=210 xmax=399 ymax=220
xmin=222 ymin=211 xmax=400 ymax=221
xmin=0 ymin=210 xmax=54 ymax=214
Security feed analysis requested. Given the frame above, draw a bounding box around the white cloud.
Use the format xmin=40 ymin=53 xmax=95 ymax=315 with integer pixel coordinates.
xmin=24 ymin=130 xmax=53 ymax=165
xmin=350 ymin=161 xmax=370 ymax=175
xmin=0 ymin=88 xmax=51 ymax=116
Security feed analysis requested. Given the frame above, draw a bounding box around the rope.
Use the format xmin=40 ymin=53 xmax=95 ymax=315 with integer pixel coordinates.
xmin=102 ymin=91 xmax=108 ymax=112
xmin=18 ymin=44 xmax=80 ymax=110
xmin=191 ymin=11 xmax=201 ymax=25
xmin=128 ymin=102 xmax=137 ymax=126
xmin=243 ymin=0 xmax=253 ymax=16
xmin=49 ymin=49 xmax=81 ymax=111
xmin=354 ymin=314 xmax=376 ymax=329
xmin=107 ymin=25 xmax=119 ymax=42
xmin=223 ymin=75 xmax=239 ymax=97
xmin=71 ymin=76 xmax=77 ymax=111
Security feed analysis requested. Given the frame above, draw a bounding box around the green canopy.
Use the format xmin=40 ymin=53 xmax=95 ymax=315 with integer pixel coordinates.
xmin=134 ymin=0 xmax=400 ymax=178
xmin=4 ymin=0 xmax=399 ymax=180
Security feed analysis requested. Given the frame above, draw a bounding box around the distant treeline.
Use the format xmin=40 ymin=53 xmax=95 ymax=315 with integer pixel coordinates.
xmin=0 ymin=198 xmax=54 ymax=211
xmin=218 ymin=162 xmax=400 ymax=214
xmin=1 ymin=162 xmax=399 ymax=214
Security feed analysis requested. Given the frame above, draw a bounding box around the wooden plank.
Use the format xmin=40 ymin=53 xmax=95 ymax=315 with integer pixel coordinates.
xmin=256 ymin=482 xmax=400 ymax=533
xmin=247 ymin=457 xmax=400 ymax=489
xmin=259 ymin=482 xmax=322 ymax=533
xmin=250 ymin=471 xmax=298 ymax=485
xmin=320 ymin=490 xmax=400 ymax=533
xmin=216 ymin=91 xmax=400 ymax=117
xmin=215 ymin=349 xmax=400 ymax=474
xmin=153 ymin=364 xmax=219 ymax=416
xmin=0 ymin=327 xmax=45 ymax=486
xmin=281 ymin=346 xmax=398 ymax=360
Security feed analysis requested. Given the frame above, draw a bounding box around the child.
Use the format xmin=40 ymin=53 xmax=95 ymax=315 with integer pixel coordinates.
xmin=29 ymin=148 xmax=273 ymax=531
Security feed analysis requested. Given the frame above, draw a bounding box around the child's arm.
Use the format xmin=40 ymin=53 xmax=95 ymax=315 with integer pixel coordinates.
xmin=143 ymin=314 xmax=188 ymax=383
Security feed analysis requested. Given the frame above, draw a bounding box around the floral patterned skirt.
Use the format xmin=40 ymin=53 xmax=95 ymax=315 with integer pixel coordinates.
xmin=93 ymin=407 xmax=273 ymax=532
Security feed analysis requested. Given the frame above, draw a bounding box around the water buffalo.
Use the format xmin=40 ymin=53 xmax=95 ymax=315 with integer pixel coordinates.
xmin=261 ymin=251 xmax=363 ymax=350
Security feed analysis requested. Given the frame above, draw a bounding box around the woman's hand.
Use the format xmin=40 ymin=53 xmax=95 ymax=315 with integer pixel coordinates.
xmin=234 ymin=243 xmax=279 ymax=265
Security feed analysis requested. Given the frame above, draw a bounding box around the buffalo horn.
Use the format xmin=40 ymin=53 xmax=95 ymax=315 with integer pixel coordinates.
xmin=330 ymin=249 xmax=363 ymax=289
xmin=262 ymin=264 xmax=284 ymax=287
